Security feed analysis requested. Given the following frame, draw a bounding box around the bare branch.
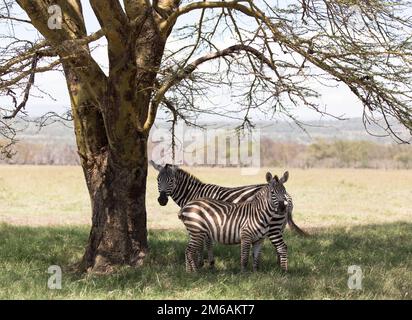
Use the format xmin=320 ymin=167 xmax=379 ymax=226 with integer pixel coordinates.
xmin=144 ymin=44 xmax=277 ymax=132
xmin=0 ymin=13 xmax=31 ymax=23
xmin=3 ymin=54 xmax=38 ymax=119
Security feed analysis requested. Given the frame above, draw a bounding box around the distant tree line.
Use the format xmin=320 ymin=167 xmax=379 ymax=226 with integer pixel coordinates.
xmin=1 ymin=138 xmax=411 ymax=169
xmin=261 ymin=139 xmax=412 ymax=169
xmin=0 ymin=141 xmax=80 ymax=165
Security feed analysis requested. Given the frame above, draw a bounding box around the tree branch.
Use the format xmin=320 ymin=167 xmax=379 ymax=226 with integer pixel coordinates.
xmin=0 ymin=59 xmax=61 ymax=89
xmin=90 ymin=0 xmax=130 ymax=60
xmin=123 ymin=0 xmax=150 ymax=21
xmin=16 ymin=0 xmax=108 ymax=106
xmin=143 ymin=44 xmax=275 ymax=132
xmin=3 ymin=54 xmax=38 ymax=119
xmin=160 ymin=1 xmax=258 ymax=36
xmin=0 ymin=13 xmax=31 ymax=24
xmin=153 ymin=0 xmax=170 ymax=20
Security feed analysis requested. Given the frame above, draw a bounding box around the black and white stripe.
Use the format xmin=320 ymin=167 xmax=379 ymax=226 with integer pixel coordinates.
xmin=180 ymin=172 xmax=289 ymax=272
xmin=152 ymin=162 xmax=262 ymax=208
xmin=151 ymin=161 xmax=305 ymax=267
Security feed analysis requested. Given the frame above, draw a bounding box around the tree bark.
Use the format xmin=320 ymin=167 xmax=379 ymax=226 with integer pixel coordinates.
xmin=63 ymin=62 xmax=152 ymax=273
xmin=80 ymin=146 xmax=149 ymax=273
xmin=64 ymin=68 xmax=153 ymax=273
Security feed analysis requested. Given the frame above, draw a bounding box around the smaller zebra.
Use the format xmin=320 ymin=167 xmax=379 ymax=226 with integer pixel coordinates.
xmin=179 ymin=171 xmax=290 ymax=272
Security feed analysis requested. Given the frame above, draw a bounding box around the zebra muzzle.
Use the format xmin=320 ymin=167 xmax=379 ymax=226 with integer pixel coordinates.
xmin=278 ymin=200 xmax=288 ymax=212
xmin=158 ymin=192 xmax=169 ymax=206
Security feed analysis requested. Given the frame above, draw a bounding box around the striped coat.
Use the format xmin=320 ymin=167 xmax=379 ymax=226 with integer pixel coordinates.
xmin=151 ymin=162 xmax=304 ymax=268
xmin=179 ymin=172 xmax=289 ymax=272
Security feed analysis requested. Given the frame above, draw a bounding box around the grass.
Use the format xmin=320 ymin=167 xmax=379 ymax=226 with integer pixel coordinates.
xmin=0 ymin=223 xmax=411 ymax=299
xmin=0 ymin=165 xmax=411 ymax=299
xmin=1 ymin=166 xmax=411 ymax=228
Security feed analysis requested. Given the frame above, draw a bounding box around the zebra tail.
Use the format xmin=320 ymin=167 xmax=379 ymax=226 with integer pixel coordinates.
xmin=287 ymin=210 xmax=309 ymax=237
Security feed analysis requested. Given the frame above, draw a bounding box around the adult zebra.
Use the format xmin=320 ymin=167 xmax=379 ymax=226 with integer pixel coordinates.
xmin=180 ymin=172 xmax=290 ymax=272
xmin=150 ymin=161 xmax=307 ymax=266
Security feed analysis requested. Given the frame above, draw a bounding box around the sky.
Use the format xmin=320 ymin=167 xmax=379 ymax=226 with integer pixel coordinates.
xmin=0 ymin=1 xmax=365 ymax=123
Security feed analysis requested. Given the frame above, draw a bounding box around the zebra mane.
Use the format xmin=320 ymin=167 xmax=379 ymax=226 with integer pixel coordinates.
xmin=176 ymin=167 xmax=203 ymax=184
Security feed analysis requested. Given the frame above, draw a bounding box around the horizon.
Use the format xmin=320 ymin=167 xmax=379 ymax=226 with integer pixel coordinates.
xmin=10 ymin=116 xmax=409 ymax=145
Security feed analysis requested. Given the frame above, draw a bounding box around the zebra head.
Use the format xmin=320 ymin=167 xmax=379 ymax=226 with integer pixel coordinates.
xmin=266 ymin=171 xmax=289 ymax=213
xmin=150 ymin=160 xmax=179 ymax=206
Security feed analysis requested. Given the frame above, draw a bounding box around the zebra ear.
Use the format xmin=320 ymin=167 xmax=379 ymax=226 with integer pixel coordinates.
xmin=280 ymin=171 xmax=289 ymax=183
xmin=265 ymin=172 xmax=272 ymax=183
xmin=150 ymin=160 xmax=163 ymax=171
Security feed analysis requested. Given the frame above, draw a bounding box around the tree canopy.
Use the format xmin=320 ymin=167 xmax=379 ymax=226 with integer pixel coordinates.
xmin=1 ymin=0 xmax=411 ymax=152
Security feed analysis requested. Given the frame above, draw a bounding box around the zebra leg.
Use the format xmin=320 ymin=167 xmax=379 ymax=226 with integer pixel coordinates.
xmin=267 ymin=227 xmax=282 ymax=266
xmin=272 ymin=235 xmax=288 ymax=271
xmin=196 ymin=243 xmax=205 ymax=269
xmin=267 ymin=230 xmax=288 ymax=271
xmin=252 ymin=240 xmax=263 ymax=272
xmin=185 ymin=244 xmax=193 ymax=272
xmin=195 ymin=236 xmax=213 ymax=268
xmin=185 ymin=234 xmax=205 ymax=272
xmin=205 ymin=235 xmax=215 ymax=268
xmin=277 ymin=242 xmax=288 ymax=272
xmin=240 ymin=233 xmax=252 ymax=272
xmin=185 ymin=241 xmax=195 ymax=272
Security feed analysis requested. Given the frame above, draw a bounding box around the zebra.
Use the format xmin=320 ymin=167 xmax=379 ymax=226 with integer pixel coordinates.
xmin=179 ymin=171 xmax=290 ymax=272
xmin=150 ymin=161 xmax=306 ymax=267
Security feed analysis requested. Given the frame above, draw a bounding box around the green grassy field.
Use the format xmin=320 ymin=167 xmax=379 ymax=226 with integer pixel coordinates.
xmin=0 ymin=165 xmax=411 ymax=299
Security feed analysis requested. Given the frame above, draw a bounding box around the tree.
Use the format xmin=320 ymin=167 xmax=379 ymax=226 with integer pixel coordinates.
xmin=1 ymin=0 xmax=411 ymax=272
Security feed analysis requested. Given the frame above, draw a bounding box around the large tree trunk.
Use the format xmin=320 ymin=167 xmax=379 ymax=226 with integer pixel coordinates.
xmin=63 ymin=67 xmax=152 ymax=273
xmin=61 ymin=10 xmax=166 ymax=271
xmin=80 ymin=145 xmax=149 ymax=273
xmin=17 ymin=0 xmax=171 ymax=273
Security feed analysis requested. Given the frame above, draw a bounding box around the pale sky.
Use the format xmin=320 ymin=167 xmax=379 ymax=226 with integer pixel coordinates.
xmin=0 ymin=1 xmax=365 ymax=123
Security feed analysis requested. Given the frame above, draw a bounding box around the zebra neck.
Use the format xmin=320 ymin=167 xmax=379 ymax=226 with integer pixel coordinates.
xmin=170 ymin=169 xmax=205 ymax=207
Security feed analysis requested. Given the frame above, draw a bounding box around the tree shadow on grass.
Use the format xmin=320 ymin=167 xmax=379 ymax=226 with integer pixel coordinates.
xmin=0 ymin=222 xmax=411 ymax=298
xmin=149 ymin=222 xmax=412 ymax=273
